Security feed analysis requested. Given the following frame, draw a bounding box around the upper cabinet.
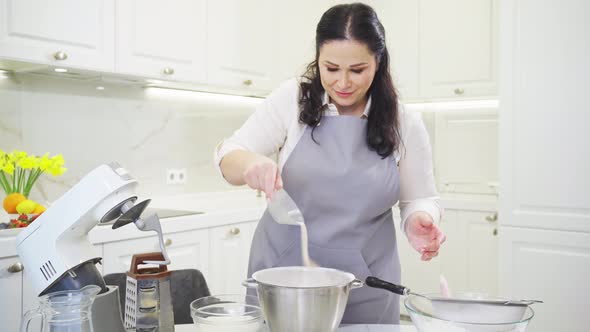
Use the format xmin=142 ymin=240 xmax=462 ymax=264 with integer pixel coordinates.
xmin=116 ymin=0 xmax=207 ymax=83
xmin=0 ymin=0 xmax=114 ymax=71
xmin=0 ymin=0 xmax=498 ymax=100
xmin=418 ymin=0 xmax=498 ymax=99
xmin=206 ymin=0 xmax=276 ymax=93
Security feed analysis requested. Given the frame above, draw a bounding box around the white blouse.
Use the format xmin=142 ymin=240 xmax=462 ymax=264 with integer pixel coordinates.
xmin=215 ymin=78 xmax=442 ymax=234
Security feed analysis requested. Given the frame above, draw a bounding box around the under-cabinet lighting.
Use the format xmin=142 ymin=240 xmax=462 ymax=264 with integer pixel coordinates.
xmin=144 ymin=86 xmax=263 ymax=107
xmin=54 ymin=68 xmax=68 ymax=73
xmin=96 ymin=86 xmax=105 ymax=91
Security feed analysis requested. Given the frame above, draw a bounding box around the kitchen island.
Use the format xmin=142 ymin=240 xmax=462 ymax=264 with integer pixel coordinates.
xmin=173 ymin=324 xmax=417 ymax=331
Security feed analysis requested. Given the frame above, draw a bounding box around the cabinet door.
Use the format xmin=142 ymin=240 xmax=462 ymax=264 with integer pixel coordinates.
xmin=102 ymin=229 xmax=209 ymax=279
xmin=434 ymin=110 xmax=498 ymax=195
xmin=0 ymin=0 xmax=114 ymax=70
xmin=0 ymin=256 xmax=23 ymax=332
xmin=208 ymin=221 xmax=257 ymax=295
xmin=499 ymin=227 xmax=590 ymax=332
xmin=419 ymin=0 xmax=497 ymax=99
xmin=206 ymin=0 xmax=275 ymax=93
xmin=465 ymin=211 xmax=498 ymax=295
xmin=116 ymin=0 xmax=206 ymax=83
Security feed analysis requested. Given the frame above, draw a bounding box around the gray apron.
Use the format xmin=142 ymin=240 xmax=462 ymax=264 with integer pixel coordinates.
xmin=248 ymin=115 xmax=401 ymax=324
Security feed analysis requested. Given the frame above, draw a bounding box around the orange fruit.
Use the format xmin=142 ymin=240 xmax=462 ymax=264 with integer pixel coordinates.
xmin=3 ymin=193 xmax=27 ymax=214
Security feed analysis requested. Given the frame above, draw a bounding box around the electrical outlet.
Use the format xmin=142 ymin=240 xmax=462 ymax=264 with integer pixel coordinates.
xmin=166 ymin=168 xmax=187 ymax=185
xmin=177 ymin=168 xmax=187 ymax=184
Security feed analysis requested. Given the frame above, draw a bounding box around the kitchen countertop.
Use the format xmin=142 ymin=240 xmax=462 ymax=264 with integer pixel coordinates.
xmin=173 ymin=324 xmax=417 ymax=331
xmin=0 ymin=189 xmax=496 ymax=256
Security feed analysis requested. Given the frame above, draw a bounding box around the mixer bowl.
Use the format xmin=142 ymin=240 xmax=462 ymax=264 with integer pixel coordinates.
xmin=244 ymin=266 xmax=363 ymax=332
xmin=404 ymin=293 xmax=535 ymax=332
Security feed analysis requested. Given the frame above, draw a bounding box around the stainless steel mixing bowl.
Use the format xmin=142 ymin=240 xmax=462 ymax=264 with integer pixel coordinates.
xmin=243 ymin=266 xmax=363 ymax=332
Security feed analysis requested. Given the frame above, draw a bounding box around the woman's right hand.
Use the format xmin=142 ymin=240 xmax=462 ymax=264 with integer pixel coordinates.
xmin=242 ymin=156 xmax=283 ymax=200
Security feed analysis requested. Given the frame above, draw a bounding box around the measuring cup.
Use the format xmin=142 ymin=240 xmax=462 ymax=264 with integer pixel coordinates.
xmin=21 ymin=284 xmax=101 ymax=332
xmin=267 ymin=189 xmax=318 ymax=267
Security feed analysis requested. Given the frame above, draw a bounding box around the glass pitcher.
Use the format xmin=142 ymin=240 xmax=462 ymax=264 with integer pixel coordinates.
xmin=20 ymin=285 xmax=101 ymax=332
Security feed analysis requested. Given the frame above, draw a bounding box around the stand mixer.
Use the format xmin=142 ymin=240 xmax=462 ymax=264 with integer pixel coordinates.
xmin=16 ymin=162 xmax=171 ymax=332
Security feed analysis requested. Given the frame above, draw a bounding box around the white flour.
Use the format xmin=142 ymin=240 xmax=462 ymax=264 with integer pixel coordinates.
xmin=297 ymin=221 xmax=316 ymax=267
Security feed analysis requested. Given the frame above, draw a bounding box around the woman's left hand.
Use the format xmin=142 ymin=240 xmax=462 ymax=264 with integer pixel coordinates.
xmin=406 ymin=211 xmax=446 ymax=261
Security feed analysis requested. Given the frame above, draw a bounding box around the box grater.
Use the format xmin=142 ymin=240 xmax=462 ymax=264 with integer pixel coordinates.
xmin=124 ymin=252 xmax=174 ymax=332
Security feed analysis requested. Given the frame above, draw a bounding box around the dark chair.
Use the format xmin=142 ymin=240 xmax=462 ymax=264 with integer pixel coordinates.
xmin=103 ymin=269 xmax=211 ymax=324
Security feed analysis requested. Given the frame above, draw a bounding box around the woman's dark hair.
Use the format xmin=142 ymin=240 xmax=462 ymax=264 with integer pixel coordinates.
xmin=299 ymin=2 xmax=401 ymax=158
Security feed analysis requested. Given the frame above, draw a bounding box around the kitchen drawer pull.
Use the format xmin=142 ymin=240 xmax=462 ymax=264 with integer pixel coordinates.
xmin=229 ymin=227 xmax=241 ymax=236
xmin=485 ymin=213 xmax=498 ymax=222
xmin=165 ymin=238 xmax=173 ymax=246
xmin=53 ymin=51 xmax=68 ymax=61
xmin=7 ymin=262 xmax=24 ymax=273
xmin=453 ymin=88 xmax=465 ymax=95
xmin=243 ymin=79 xmax=253 ymax=86
xmin=163 ymin=67 xmax=175 ymax=75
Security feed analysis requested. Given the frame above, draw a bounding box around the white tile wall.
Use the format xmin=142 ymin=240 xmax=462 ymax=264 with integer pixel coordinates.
xmin=0 ymin=73 xmax=261 ymax=206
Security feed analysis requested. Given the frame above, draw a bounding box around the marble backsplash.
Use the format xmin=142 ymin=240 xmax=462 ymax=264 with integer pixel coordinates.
xmin=0 ymin=73 xmax=261 ymax=207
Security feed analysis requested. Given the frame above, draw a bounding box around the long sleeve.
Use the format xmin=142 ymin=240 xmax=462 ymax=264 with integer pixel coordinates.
xmin=397 ymin=108 xmax=442 ymax=235
xmin=214 ymin=79 xmax=299 ymax=172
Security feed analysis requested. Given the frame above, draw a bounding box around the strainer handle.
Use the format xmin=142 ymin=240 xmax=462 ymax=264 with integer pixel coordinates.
xmin=242 ymin=278 xmax=258 ymax=288
xmin=20 ymin=307 xmax=44 ymax=332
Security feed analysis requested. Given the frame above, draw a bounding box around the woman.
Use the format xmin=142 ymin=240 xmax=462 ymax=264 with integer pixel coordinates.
xmin=215 ymin=3 xmax=445 ymax=324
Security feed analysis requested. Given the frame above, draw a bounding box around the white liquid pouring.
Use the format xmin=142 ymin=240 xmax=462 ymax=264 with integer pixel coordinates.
xmin=296 ymin=221 xmax=318 ymax=267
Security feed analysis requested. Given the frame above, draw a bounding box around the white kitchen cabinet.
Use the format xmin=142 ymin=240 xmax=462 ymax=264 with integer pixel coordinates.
xmin=206 ymin=0 xmax=276 ymax=94
xmin=441 ymin=209 xmax=498 ymax=296
xmin=0 ymin=0 xmax=114 ymax=71
xmin=499 ymin=227 xmax=590 ymax=332
xmin=207 ymin=221 xmax=257 ymax=295
xmin=102 ymin=229 xmax=209 ymax=278
xmin=115 ymin=0 xmax=207 ymax=83
xmin=419 ymin=0 xmax=498 ymax=99
xmin=499 ymin=0 xmax=590 ymax=330
xmin=0 ymin=256 xmax=23 ymax=332
xmin=434 ymin=109 xmax=498 ymax=195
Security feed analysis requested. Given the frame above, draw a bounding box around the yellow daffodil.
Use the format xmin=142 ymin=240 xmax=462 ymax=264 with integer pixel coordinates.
xmin=39 ymin=154 xmax=52 ymax=171
xmin=0 ymin=150 xmax=66 ymax=197
xmin=2 ymin=162 xmax=14 ymax=175
xmin=17 ymin=156 xmax=35 ymax=169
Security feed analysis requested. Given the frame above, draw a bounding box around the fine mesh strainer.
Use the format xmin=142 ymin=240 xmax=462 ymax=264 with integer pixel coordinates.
xmin=365 ymin=277 xmax=542 ymax=324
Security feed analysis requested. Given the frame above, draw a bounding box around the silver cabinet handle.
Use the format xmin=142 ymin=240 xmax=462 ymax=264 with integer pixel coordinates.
xmin=165 ymin=238 xmax=172 ymax=246
xmin=7 ymin=262 xmax=24 ymax=273
xmin=229 ymin=227 xmax=241 ymax=236
xmin=243 ymin=79 xmax=253 ymax=86
xmin=53 ymin=51 xmax=68 ymax=61
xmin=163 ymin=67 xmax=175 ymax=75
xmin=486 ymin=212 xmax=498 ymax=222
xmin=454 ymin=88 xmax=465 ymax=95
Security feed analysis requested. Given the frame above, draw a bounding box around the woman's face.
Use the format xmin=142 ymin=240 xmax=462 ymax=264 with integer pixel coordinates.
xmin=318 ymin=39 xmax=377 ymax=114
